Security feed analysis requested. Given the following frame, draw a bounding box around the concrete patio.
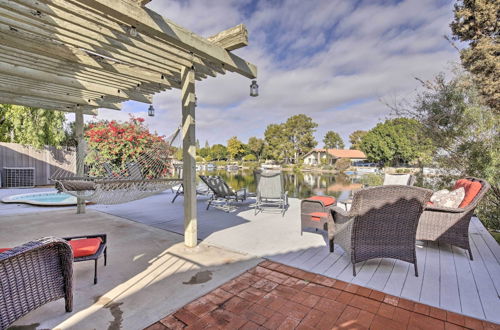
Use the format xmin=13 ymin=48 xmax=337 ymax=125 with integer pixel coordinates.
xmin=1 ymin=187 xmax=499 ymax=327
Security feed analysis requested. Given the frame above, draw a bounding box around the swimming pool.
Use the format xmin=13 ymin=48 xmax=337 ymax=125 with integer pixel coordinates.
xmin=1 ymin=191 xmax=78 ymax=206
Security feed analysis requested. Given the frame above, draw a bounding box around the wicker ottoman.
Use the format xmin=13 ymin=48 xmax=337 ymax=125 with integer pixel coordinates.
xmin=301 ymin=196 xmax=336 ymax=252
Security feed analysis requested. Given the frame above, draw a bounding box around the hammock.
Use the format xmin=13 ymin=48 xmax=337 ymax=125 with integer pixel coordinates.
xmin=51 ymin=127 xmax=182 ymax=205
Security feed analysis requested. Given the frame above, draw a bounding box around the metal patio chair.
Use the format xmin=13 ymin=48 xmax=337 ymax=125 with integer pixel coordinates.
xmin=254 ymin=171 xmax=288 ymax=215
xmin=199 ymin=175 xmax=247 ymax=211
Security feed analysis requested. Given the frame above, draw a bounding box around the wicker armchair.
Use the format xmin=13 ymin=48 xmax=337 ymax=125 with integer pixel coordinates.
xmin=416 ymin=177 xmax=490 ymax=260
xmin=0 ymin=237 xmax=73 ymax=329
xmin=331 ymin=186 xmax=432 ymax=276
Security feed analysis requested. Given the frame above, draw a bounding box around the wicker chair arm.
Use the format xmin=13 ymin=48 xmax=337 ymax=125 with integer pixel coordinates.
xmin=423 ymin=205 xmax=467 ymax=213
xmin=330 ymin=206 xmax=352 ymax=223
xmin=0 ymin=236 xmax=73 ymax=262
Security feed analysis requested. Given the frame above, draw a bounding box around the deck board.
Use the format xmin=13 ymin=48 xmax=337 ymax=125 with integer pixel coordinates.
xmin=439 ymin=243 xmax=461 ymax=313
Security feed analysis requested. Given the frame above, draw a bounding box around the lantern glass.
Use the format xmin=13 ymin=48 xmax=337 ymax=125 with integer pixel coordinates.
xmin=148 ymin=105 xmax=155 ymax=117
xmin=250 ymin=80 xmax=259 ymax=97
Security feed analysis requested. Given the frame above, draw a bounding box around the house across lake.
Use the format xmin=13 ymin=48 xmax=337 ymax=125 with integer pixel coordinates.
xmin=303 ymin=148 xmax=367 ymax=166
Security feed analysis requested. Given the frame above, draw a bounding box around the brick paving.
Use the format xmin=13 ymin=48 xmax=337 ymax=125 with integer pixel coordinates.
xmin=146 ymin=261 xmax=500 ymax=330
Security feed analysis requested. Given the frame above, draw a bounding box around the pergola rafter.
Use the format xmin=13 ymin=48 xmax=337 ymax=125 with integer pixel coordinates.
xmin=0 ymin=0 xmax=257 ymax=247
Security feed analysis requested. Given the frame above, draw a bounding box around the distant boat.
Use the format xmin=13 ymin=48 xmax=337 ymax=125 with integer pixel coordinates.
xmin=226 ymin=164 xmax=239 ymax=171
xmin=344 ymin=170 xmax=357 ymax=175
xmin=206 ymin=163 xmax=216 ymax=171
xmin=356 ymin=167 xmax=379 ymax=173
xmin=261 ymin=164 xmax=281 ymax=170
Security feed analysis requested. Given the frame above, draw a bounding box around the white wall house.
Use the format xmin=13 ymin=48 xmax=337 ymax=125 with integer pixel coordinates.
xmin=303 ymin=149 xmax=367 ymax=166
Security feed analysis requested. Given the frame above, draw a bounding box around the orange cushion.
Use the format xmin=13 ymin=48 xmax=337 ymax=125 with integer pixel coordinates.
xmin=308 ymin=196 xmax=336 ymax=207
xmin=453 ymin=179 xmax=482 ymax=208
xmin=69 ymin=238 xmax=102 ymax=258
xmin=309 ymin=212 xmax=328 ymax=222
xmin=0 ymin=248 xmax=11 ymax=253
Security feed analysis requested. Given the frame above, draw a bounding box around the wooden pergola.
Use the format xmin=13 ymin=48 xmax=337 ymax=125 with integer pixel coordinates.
xmin=0 ymin=0 xmax=257 ymax=247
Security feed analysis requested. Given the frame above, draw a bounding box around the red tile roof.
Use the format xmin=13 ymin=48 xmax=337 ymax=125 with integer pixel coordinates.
xmin=309 ymin=149 xmax=366 ymax=159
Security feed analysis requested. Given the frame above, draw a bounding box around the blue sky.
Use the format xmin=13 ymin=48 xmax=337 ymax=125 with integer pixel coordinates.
xmin=93 ymin=0 xmax=459 ymax=148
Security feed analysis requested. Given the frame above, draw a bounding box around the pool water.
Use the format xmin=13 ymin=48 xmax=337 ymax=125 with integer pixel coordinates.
xmin=2 ymin=192 xmax=78 ymax=206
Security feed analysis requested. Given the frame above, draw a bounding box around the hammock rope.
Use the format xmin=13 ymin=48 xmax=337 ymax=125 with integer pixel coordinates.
xmin=51 ymin=126 xmax=182 ymax=205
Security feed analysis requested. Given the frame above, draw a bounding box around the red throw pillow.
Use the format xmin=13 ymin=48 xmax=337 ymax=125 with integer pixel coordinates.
xmin=69 ymin=238 xmax=102 ymax=258
xmin=0 ymin=248 xmax=11 ymax=253
xmin=308 ymin=196 xmax=336 ymax=207
xmin=453 ymin=179 xmax=482 ymax=208
xmin=309 ymin=212 xmax=328 ymax=222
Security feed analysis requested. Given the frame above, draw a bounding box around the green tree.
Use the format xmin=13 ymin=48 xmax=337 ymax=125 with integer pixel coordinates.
xmin=395 ymin=72 xmax=499 ymax=229
xmin=204 ymin=140 xmax=210 ymax=149
xmin=323 ymin=130 xmax=344 ymax=149
xmin=284 ymin=114 xmax=318 ymax=163
xmin=226 ymin=136 xmax=246 ymax=160
xmin=360 ymin=118 xmax=433 ymax=166
xmin=247 ymin=137 xmax=264 ymax=160
xmin=349 ymin=130 xmax=367 ymax=150
xmin=450 ymin=0 xmax=499 ymax=110
xmin=210 ymin=144 xmax=228 ymax=161
xmin=0 ymin=104 xmax=66 ymax=149
xmin=198 ymin=147 xmax=210 ymax=159
xmin=263 ymin=123 xmax=290 ymax=161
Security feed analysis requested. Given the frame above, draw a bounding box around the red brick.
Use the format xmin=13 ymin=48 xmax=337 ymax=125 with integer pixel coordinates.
xmin=238 ymin=287 xmax=266 ymax=303
xmin=282 ymin=277 xmax=299 ymax=287
xmin=445 ymin=323 xmax=467 ymax=330
xmin=357 ymin=286 xmax=372 ymax=298
xmin=266 ymin=262 xmax=281 ymax=270
xmin=397 ymin=298 xmax=415 ymax=311
xmin=429 ymin=307 xmax=447 ymax=321
xmin=482 ymin=321 xmax=500 ymax=329
xmin=160 ymin=315 xmax=185 ymax=329
xmin=371 ymin=314 xmax=406 ymax=330
xmin=289 ymin=290 xmax=309 ymax=304
xmin=221 ymin=280 xmax=250 ymax=294
xmin=274 ymin=285 xmax=300 ymax=298
xmin=315 ymin=309 xmax=343 ymax=329
xmin=250 ymin=304 xmax=275 ymax=318
xmin=279 ymin=301 xmax=311 ymax=320
xmin=333 ymin=280 xmax=348 ymax=290
xmin=296 ymin=325 xmax=317 ymax=330
xmin=357 ymin=310 xmax=375 ymax=328
xmin=369 ymin=290 xmax=385 ymax=302
xmin=464 ymin=317 xmax=484 ymax=330
xmin=408 ymin=312 xmax=445 ymax=330
xmin=240 ymin=321 xmax=260 ymax=330
xmin=265 ymin=272 xmax=289 ymax=284
xmin=173 ymin=309 xmax=200 ymax=326
xmin=303 ymin=282 xmax=327 ymax=297
xmin=345 ymin=283 xmax=361 ymax=294
xmin=277 ymin=316 xmax=301 ymax=330
xmin=262 ymin=311 xmax=287 ymax=329
xmin=290 ymin=279 xmax=309 ymax=291
xmin=259 ymin=260 xmax=272 ymax=268
xmin=315 ymin=297 xmax=346 ymax=314
xmin=336 ymin=305 xmax=361 ymax=327
xmin=300 ymin=293 xmax=321 ymax=308
xmin=377 ymin=303 xmax=396 ymax=319
xmin=299 ymin=309 xmax=324 ymax=328
xmin=314 ymin=276 xmax=336 ymax=287
xmin=446 ymin=311 xmax=466 ymax=326
xmin=336 ymin=291 xmax=355 ymax=304
xmin=243 ymin=311 xmax=267 ymax=325
xmin=349 ymin=295 xmax=381 ymax=314
xmin=210 ymin=309 xmax=247 ymax=329
xmin=252 ymin=279 xmax=279 ymax=292
xmin=184 ymin=298 xmax=218 ymax=317
xmin=392 ymin=307 xmax=411 ymax=325
xmin=414 ymin=303 xmax=430 ymax=316
xmin=383 ymin=295 xmax=399 ymax=306
xmin=324 ymin=287 xmax=341 ymax=300
xmin=268 ymin=296 xmax=288 ymax=311
xmin=250 ymin=266 xmax=272 ymax=277
xmin=145 ymin=322 xmax=169 ymax=330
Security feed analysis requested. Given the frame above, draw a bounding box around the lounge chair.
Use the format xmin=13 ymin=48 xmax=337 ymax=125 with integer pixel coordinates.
xmin=199 ymin=175 xmax=247 ymax=211
xmin=171 ymin=182 xmax=211 ymax=203
xmin=330 ymin=186 xmax=432 ymax=276
xmin=416 ymin=177 xmax=490 ymax=260
xmin=0 ymin=237 xmax=73 ymax=329
xmin=255 ymin=171 xmax=288 ymax=215
xmin=383 ymin=173 xmax=415 ymax=186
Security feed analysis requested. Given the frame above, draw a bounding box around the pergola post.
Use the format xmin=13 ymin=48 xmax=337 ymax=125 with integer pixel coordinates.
xmin=75 ymin=109 xmax=86 ymax=214
xmin=181 ymin=66 xmax=197 ymax=247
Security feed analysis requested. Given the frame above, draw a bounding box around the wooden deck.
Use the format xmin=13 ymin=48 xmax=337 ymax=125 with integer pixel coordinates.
xmin=2 ymin=188 xmax=499 ymax=324
xmin=268 ymin=217 xmax=500 ymax=324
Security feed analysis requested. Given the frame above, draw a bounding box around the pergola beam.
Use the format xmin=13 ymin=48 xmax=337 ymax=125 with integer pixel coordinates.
xmin=78 ymin=0 xmax=257 ymax=79
xmin=208 ymin=24 xmax=249 ymax=51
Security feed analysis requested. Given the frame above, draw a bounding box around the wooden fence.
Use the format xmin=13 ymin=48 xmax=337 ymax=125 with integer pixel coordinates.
xmin=0 ymin=142 xmax=75 ymax=186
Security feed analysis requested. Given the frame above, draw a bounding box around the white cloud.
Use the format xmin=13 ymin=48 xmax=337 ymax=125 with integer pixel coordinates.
xmin=90 ymin=0 xmax=458 ymax=147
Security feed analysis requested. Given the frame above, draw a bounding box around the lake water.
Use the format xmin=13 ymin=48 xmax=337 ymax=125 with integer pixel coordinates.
xmin=200 ymin=169 xmax=366 ymax=200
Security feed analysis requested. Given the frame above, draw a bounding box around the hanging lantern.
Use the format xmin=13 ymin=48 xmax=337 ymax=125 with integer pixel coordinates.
xmin=129 ymin=26 xmax=138 ymax=37
xmin=250 ymin=80 xmax=259 ymax=97
xmin=148 ymin=104 xmax=155 ymax=117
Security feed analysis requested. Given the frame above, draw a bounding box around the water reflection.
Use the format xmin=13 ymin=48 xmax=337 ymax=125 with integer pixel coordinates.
xmin=199 ymin=169 xmax=363 ymax=199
